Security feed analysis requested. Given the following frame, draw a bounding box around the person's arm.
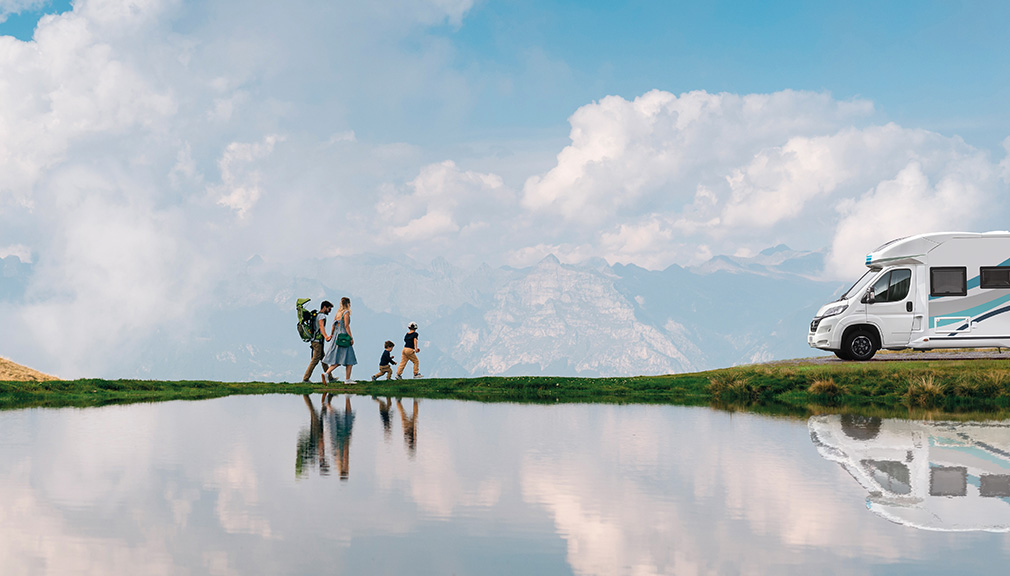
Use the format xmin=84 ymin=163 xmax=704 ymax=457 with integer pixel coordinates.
xmin=344 ymin=311 xmax=353 ymax=343
xmin=318 ymin=316 xmax=330 ymax=341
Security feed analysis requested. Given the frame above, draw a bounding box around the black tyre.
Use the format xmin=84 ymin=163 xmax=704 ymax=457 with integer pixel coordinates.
xmin=833 ymin=350 xmax=852 ymax=360
xmin=842 ymin=329 xmax=877 ymax=361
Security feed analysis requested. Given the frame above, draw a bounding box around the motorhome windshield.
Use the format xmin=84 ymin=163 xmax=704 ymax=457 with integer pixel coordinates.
xmin=839 ymin=270 xmax=876 ymax=301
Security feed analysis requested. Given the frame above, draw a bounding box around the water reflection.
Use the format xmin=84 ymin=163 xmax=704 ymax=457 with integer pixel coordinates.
xmin=809 ymin=414 xmax=1010 ymax=532
xmin=295 ymin=394 xmax=325 ymax=478
xmin=398 ymin=398 xmax=418 ymax=457
xmin=296 ymin=394 xmax=355 ymax=480
xmin=298 ymin=396 xmax=419 ymax=479
xmin=323 ymin=394 xmax=355 ymax=480
xmin=374 ymin=396 xmax=393 ymax=441
xmin=5 ymin=397 xmax=1010 ymax=575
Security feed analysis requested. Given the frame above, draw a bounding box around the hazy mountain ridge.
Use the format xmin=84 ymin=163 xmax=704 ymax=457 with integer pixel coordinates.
xmin=0 ymin=248 xmax=841 ymax=380
xmin=442 ymin=255 xmax=702 ymax=376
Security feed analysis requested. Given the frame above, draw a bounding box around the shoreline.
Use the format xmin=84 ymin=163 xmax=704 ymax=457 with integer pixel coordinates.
xmin=4 ymin=356 xmax=1010 ymax=419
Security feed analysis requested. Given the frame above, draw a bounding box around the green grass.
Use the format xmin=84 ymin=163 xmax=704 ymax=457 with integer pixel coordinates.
xmin=6 ymin=358 xmax=1010 ymax=419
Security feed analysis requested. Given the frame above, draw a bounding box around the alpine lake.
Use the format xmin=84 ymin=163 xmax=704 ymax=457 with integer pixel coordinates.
xmin=2 ymin=394 xmax=1010 ymax=575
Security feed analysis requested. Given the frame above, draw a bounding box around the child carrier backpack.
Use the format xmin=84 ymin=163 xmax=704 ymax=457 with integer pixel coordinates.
xmin=296 ymin=298 xmax=318 ymax=342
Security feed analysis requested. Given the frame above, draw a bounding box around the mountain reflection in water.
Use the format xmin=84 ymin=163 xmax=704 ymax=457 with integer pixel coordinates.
xmin=809 ymin=414 xmax=1010 ymax=532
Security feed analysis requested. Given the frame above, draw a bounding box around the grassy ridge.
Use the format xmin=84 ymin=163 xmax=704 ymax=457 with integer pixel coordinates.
xmin=5 ymin=358 xmax=1010 ymax=418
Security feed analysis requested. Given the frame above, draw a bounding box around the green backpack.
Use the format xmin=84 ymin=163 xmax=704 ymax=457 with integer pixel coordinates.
xmin=296 ymin=298 xmax=319 ymax=342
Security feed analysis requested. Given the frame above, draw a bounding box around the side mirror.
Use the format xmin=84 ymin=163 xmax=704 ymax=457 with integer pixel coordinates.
xmin=862 ymin=289 xmax=875 ymax=304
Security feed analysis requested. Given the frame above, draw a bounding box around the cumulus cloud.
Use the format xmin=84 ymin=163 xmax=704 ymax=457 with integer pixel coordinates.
xmin=379 ymin=160 xmax=512 ymax=259
xmin=521 ymin=90 xmax=1009 ymax=275
xmin=521 ymin=89 xmax=874 ymax=223
xmin=212 ymin=135 xmax=282 ymax=219
xmin=0 ymin=0 xmax=483 ymax=377
xmin=0 ymin=0 xmax=46 ymax=23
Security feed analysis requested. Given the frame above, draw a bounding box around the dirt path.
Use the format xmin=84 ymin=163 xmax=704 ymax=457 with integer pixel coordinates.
xmin=780 ymin=348 xmax=1010 ymax=365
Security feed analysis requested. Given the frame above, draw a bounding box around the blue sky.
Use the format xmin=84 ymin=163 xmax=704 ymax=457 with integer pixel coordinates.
xmin=7 ymin=0 xmax=1006 ymax=148
xmin=1 ymin=0 xmax=1009 ymax=375
xmin=459 ymin=0 xmax=1010 ymax=149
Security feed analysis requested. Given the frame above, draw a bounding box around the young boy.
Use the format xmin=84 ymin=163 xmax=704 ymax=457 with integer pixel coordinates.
xmin=371 ymin=341 xmax=397 ymax=381
xmin=395 ymin=322 xmax=423 ymax=379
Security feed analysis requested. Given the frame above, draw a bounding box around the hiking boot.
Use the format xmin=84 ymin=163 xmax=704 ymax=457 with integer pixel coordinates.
xmin=371 ymin=375 xmax=377 ymax=382
xmin=396 ymin=374 xmax=403 ymax=380
xmin=413 ymin=373 xmax=423 ymax=379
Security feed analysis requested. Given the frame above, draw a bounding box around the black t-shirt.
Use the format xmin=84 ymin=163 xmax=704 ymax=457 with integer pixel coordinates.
xmin=380 ymin=350 xmax=395 ymax=366
xmin=404 ymin=331 xmax=418 ymax=349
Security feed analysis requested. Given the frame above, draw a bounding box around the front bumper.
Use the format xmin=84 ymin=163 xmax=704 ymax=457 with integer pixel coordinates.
xmin=808 ymin=316 xmax=839 ymax=349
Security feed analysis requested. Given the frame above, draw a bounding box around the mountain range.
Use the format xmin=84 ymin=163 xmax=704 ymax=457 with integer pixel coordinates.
xmin=0 ymin=246 xmax=843 ymax=380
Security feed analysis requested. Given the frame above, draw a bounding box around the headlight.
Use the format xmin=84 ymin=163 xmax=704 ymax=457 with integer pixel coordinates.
xmin=821 ymin=304 xmax=848 ymax=318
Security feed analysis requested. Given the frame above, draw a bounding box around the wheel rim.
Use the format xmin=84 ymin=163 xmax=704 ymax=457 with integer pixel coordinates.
xmin=851 ymin=335 xmax=873 ymax=357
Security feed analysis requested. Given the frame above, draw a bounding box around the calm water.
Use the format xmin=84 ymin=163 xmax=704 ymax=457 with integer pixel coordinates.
xmin=1 ymin=395 xmax=1009 ymax=575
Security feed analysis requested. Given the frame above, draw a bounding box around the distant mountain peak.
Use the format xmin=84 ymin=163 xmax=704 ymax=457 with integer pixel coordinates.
xmin=537 ymin=253 xmax=562 ymax=267
xmin=759 ymin=244 xmax=791 ymax=256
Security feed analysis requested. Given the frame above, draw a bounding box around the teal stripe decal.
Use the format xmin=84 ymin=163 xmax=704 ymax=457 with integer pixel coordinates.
xmin=929 ymin=292 xmax=1010 ymax=328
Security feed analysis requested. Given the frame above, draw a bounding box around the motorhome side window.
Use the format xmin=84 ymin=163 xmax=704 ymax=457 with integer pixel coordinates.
xmin=870 ymin=269 xmax=911 ymax=302
xmin=930 ymin=267 xmax=967 ymax=297
xmin=980 ymin=266 xmax=1010 ymax=289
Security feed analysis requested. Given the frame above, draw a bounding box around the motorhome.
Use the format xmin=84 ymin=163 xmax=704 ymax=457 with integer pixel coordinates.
xmin=809 ymin=414 xmax=1010 ymax=532
xmin=809 ymin=231 xmax=1010 ymax=360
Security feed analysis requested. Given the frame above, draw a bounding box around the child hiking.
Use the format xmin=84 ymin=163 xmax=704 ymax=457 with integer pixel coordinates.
xmin=395 ymin=322 xmax=422 ymax=379
xmin=371 ymin=341 xmax=397 ymax=381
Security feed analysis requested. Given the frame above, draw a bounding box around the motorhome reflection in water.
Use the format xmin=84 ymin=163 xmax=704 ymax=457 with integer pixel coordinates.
xmin=809 ymin=415 xmax=1010 ymax=532
xmin=809 ymin=232 xmax=1010 ymax=360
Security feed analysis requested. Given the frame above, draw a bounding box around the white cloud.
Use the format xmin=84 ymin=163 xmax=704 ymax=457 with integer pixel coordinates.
xmin=212 ymin=135 xmax=282 ymax=219
xmin=0 ymin=243 xmax=31 ymax=262
xmin=521 ymin=89 xmax=873 ymax=224
xmin=521 ymin=90 xmax=1007 ymax=277
xmin=828 ymin=157 xmax=994 ymax=278
xmin=382 ymin=160 xmax=511 ymax=256
xmin=0 ymin=0 xmax=46 ymax=23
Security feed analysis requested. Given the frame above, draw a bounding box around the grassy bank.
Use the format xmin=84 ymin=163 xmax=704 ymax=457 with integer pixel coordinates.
xmin=5 ymin=357 xmax=1010 ymax=418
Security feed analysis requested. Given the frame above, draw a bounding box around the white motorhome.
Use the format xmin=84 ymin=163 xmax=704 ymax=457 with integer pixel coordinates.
xmin=809 ymin=232 xmax=1010 ymax=360
xmin=809 ymin=415 xmax=1010 ymax=532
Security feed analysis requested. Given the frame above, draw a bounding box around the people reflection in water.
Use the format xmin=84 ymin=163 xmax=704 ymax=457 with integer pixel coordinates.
xmin=374 ymin=396 xmax=393 ymax=441
xmin=323 ymin=393 xmax=355 ymax=480
xmin=397 ymin=398 xmax=418 ymax=456
xmin=296 ymin=394 xmax=355 ymax=479
xmin=296 ymin=394 xmax=329 ymax=478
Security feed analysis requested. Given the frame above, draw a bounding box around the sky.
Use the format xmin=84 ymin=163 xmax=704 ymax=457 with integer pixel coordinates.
xmin=1 ymin=0 xmax=1010 ymax=375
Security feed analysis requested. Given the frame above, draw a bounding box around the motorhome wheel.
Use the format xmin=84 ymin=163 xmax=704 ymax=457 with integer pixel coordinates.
xmin=843 ymin=329 xmax=877 ymax=361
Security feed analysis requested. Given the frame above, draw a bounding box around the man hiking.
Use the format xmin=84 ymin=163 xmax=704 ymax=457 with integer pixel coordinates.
xmin=303 ymin=300 xmax=334 ymax=382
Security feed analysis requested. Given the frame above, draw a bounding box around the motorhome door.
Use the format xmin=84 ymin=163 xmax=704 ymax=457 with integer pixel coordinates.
xmin=867 ymin=268 xmax=914 ymax=346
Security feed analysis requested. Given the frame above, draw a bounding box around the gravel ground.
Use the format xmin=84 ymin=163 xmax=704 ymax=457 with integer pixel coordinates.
xmin=777 ymin=348 xmax=1010 ymax=365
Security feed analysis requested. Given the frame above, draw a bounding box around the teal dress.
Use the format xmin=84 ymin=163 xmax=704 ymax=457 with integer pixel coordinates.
xmin=323 ymin=312 xmax=357 ymax=366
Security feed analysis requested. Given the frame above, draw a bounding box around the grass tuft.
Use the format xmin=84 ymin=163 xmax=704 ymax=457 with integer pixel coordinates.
xmin=808 ymin=377 xmax=842 ymax=396
xmin=906 ymin=373 xmax=946 ymax=407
